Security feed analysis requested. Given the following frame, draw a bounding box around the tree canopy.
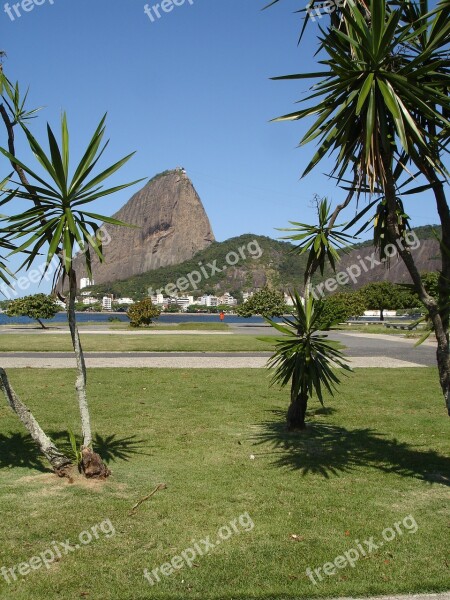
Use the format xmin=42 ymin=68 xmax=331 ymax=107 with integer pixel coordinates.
xmin=359 ymin=282 xmax=418 ymax=320
xmin=128 ymin=298 xmax=161 ymax=327
xmin=318 ymin=291 xmax=366 ymax=328
xmin=6 ymin=294 xmax=60 ymax=329
xmin=236 ymin=287 xmax=287 ymax=318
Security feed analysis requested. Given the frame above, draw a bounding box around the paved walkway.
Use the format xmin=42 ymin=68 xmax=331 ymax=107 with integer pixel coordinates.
xmin=0 ymin=351 xmax=428 ymax=369
xmin=0 ymin=329 xmax=437 ymax=369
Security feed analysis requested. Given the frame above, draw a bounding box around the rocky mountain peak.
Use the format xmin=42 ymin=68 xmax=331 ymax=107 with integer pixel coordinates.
xmin=74 ymin=168 xmax=215 ymax=286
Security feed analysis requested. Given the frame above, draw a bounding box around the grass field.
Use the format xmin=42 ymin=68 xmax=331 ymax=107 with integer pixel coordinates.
xmin=0 ymin=368 xmax=448 ymax=600
xmin=0 ymin=334 xmax=275 ymax=353
xmin=2 ymin=322 xmax=230 ymax=331
xmin=334 ymin=324 xmax=423 ymax=337
xmin=108 ymin=322 xmax=230 ymax=331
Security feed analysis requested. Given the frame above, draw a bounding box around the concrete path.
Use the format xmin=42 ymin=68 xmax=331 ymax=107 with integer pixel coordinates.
xmin=0 ymin=329 xmax=436 ymax=368
xmin=329 ymin=331 xmax=436 ymax=366
xmin=0 ymin=352 xmax=428 ymax=369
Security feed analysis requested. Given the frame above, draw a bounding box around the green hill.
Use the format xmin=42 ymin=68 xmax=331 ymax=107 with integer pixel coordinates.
xmin=87 ymin=234 xmax=309 ymax=300
xmin=86 ymin=226 xmax=441 ymax=300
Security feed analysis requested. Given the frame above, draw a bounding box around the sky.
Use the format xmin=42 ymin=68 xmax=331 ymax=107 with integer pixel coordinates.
xmin=0 ymin=0 xmax=446 ymax=295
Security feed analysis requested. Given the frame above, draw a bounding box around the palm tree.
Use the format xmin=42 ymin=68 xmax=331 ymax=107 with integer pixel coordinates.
xmin=272 ymin=0 xmax=450 ymax=415
xmin=267 ymin=291 xmax=351 ymax=429
xmin=265 ymin=197 xmax=353 ymax=429
xmin=278 ymin=196 xmax=354 ymax=298
xmin=0 ymin=111 xmax=142 ymax=476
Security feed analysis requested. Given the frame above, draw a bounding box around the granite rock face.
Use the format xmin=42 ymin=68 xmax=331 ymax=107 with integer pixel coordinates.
xmin=74 ymin=169 xmax=215 ymax=285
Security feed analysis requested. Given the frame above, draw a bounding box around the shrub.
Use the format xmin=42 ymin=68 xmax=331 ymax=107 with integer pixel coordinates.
xmin=127 ymin=298 xmax=161 ymax=327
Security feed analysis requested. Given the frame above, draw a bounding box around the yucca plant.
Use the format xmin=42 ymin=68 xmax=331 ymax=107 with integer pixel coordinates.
xmin=266 ymin=291 xmax=351 ymax=429
xmin=266 ymin=196 xmax=354 ymax=429
xmin=67 ymin=428 xmax=83 ymax=471
xmin=0 ymin=111 xmax=143 ymax=477
xmin=271 ymin=0 xmax=450 ymax=416
xmin=278 ymin=196 xmax=354 ymax=296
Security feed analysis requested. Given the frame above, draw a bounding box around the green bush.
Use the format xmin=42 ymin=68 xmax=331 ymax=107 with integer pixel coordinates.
xmin=127 ymin=298 xmax=161 ymax=327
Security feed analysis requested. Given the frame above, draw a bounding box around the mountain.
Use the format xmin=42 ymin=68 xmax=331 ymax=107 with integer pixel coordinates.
xmin=73 ymin=169 xmax=215 ymax=285
xmin=87 ymin=228 xmax=441 ymax=300
xmin=87 ymin=234 xmax=308 ymax=300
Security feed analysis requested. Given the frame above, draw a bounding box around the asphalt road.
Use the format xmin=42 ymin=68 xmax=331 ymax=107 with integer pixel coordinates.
xmin=235 ymin=325 xmax=437 ymax=367
xmin=328 ymin=331 xmax=436 ymax=366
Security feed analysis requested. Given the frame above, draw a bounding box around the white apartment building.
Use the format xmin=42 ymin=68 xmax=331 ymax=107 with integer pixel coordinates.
xmin=82 ymin=296 xmax=98 ymax=306
xmin=284 ymin=293 xmax=295 ymax=307
xmin=102 ymin=296 xmax=112 ymax=311
xmin=80 ymin=277 xmax=94 ymax=289
xmin=176 ymin=296 xmax=194 ymax=311
xmin=116 ymin=297 xmax=134 ymax=305
xmin=150 ymin=293 xmax=165 ymax=306
xmin=217 ymin=293 xmax=237 ymax=306
xmin=197 ymin=294 xmax=218 ymax=307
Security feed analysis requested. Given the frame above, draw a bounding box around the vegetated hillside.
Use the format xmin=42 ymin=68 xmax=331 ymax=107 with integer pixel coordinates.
xmin=87 ymin=227 xmax=441 ymax=300
xmin=88 ymin=234 xmax=310 ymax=300
xmin=353 ymin=224 xmax=442 ymax=249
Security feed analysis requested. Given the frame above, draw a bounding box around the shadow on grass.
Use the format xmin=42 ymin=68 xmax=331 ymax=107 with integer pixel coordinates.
xmin=0 ymin=431 xmax=150 ymax=471
xmin=0 ymin=432 xmax=48 ymax=472
xmin=253 ymin=410 xmax=450 ymax=484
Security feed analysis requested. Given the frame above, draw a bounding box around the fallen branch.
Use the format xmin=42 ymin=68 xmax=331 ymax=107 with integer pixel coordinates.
xmin=129 ymin=483 xmax=167 ymax=515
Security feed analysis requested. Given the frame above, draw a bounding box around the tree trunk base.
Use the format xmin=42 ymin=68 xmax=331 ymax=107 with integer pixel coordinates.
xmin=287 ymin=394 xmax=308 ymax=431
xmin=81 ymin=448 xmax=111 ymax=479
xmin=54 ymin=464 xmax=75 ymax=479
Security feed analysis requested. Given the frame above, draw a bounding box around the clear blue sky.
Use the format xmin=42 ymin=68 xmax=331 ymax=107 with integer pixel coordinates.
xmin=0 ymin=0 xmax=445 ymax=295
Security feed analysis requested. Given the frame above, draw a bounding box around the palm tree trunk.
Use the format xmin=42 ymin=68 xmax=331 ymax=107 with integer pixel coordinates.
xmin=287 ymin=383 xmax=308 ymax=430
xmin=67 ymin=268 xmax=110 ymax=478
xmin=382 ymin=151 xmax=450 ymax=416
xmin=67 ymin=268 xmax=92 ymax=448
xmin=0 ymin=368 xmax=72 ymax=475
xmin=419 ymin=162 xmax=450 ymax=416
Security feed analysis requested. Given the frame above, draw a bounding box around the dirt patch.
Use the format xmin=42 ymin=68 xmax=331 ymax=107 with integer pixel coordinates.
xmin=16 ymin=471 xmax=120 ymax=492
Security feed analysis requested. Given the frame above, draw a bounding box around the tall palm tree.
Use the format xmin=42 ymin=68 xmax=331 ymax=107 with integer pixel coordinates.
xmin=272 ymin=0 xmax=450 ymax=415
xmin=0 ymin=112 xmax=142 ymax=476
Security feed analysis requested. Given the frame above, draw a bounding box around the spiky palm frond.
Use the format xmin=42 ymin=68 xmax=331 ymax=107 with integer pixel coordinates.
xmin=0 ymin=114 xmax=144 ymax=279
xmin=266 ymin=291 xmax=352 ymax=404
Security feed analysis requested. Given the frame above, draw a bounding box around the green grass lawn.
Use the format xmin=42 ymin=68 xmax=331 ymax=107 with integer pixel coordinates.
xmin=0 ymin=368 xmax=448 ymax=600
xmin=335 ymin=324 xmax=422 ymax=337
xmin=2 ymin=321 xmax=230 ymax=331
xmin=108 ymin=322 xmax=230 ymax=331
xmin=0 ymin=334 xmax=274 ymax=353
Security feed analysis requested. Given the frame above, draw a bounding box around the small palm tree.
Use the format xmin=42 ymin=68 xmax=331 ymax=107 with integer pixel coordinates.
xmin=0 ymin=113 xmax=142 ymax=476
xmin=265 ymin=197 xmax=354 ymax=429
xmin=267 ymin=291 xmax=351 ymax=430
